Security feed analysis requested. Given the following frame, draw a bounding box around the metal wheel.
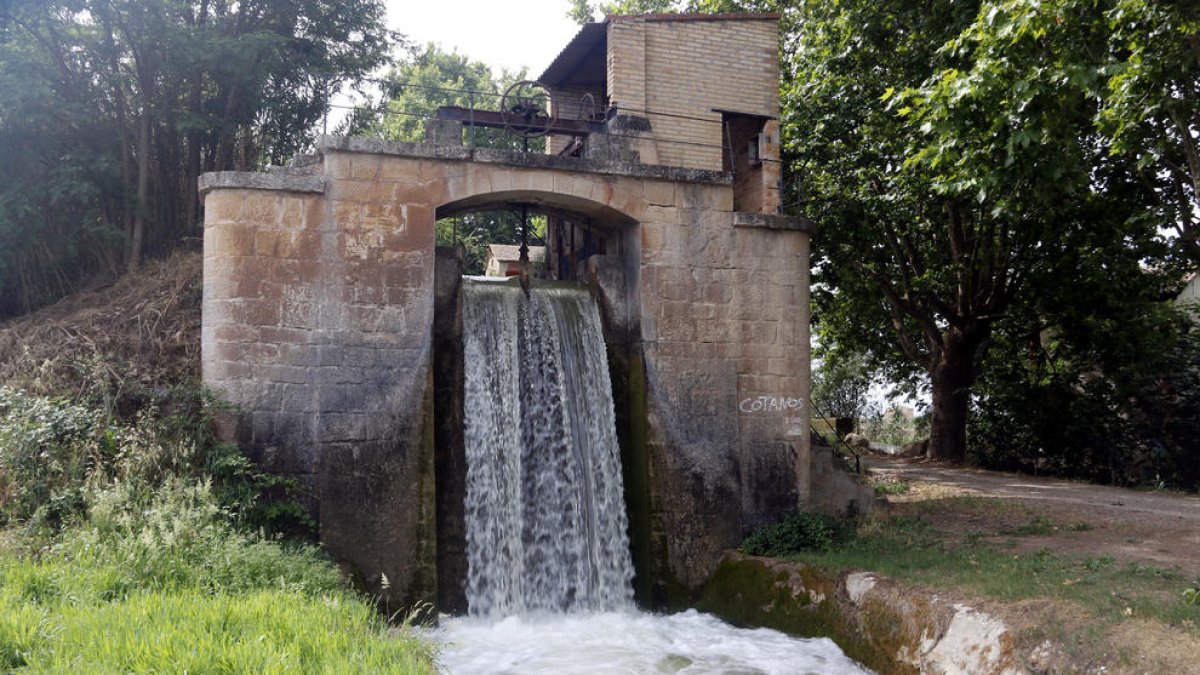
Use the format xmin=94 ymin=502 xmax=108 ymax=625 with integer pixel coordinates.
xmin=501 ymin=80 xmax=556 ymax=138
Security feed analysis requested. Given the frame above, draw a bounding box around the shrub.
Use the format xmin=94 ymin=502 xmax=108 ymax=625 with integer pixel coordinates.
xmin=741 ymin=509 xmax=852 ymax=557
xmin=0 ymin=386 xmax=313 ymax=537
xmin=970 ymin=305 xmax=1200 ymax=490
xmin=56 ymin=479 xmax=340 ymax=596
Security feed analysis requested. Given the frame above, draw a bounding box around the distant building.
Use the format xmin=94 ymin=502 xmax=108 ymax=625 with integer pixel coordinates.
xmin=484 ymin=244 xmax=545 ymax=277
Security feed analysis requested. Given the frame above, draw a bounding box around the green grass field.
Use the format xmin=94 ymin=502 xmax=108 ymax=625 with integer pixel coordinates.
xmin=0 ymin=483 xmax=436 ymax=673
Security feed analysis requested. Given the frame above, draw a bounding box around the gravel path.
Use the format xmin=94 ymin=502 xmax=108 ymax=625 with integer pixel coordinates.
xmin=866 ymin=455 xmax=1200 ymax=577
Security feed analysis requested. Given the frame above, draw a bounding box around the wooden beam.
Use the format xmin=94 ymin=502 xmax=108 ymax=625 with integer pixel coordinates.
xmin=435 ymin=106 xmax=605 ymax=137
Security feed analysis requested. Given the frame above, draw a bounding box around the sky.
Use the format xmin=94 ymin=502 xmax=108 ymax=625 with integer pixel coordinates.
xmin=384 ymin=0 xmax=586 ymax=76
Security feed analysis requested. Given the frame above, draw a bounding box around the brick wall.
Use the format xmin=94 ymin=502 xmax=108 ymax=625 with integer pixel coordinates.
xmin=607 ymin=15 xmax=779 ymax=172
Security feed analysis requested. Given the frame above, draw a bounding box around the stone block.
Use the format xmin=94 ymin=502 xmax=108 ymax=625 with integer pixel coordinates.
xmin=324 ymin=153 xmax=354 ymax=180
xmin=278 ymin=197 xmax=307 ymax=229
xmin=230 ymin=298 xmax=281 ymax=327
xmin=333 ymin=180 xmax=393 ymax=204
xmin=271 ymin=259 xmax=320 ymax=285
xmin=211 ymin=224 xmax=256 ymax=257
xmin=361 ymin=202 xmax=405 ymax=230
xmin=205 ymin=191 xmax=243 ymax=223
xmin=645 ymin=180 xmax=675 ymax=207
xmin=254 ymin=229 xmax=288 ymax=258
xmin=640 ymin=222 xmax=665 ymax=253
xmin=303 ymin=197 xmax=325 ymax=229
xmin=258 ymin=326 xmax=311 ymax=347
xmin=393 ymin=182 xmax=443 ymax=210
xmin=337 ymin=230 xmax=385 ymax=262
xmin=316 ymin=413 xmax=368 ymax=443
xmin=737 ymin=320 xmax=778 ymax=345
xmin=350 ymin=156 xmax=381 ymax=181
xmin=243 ymin=195 xmax=279 ymax=226
xmin=379 ymin=157 xmax=415 ymax=183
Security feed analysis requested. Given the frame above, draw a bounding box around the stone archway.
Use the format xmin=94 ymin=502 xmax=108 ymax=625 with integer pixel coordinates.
xmin=429 ymin=190 xmax=642 ymax=613
xmin=199 ymin=134 xmax=815 ymax=609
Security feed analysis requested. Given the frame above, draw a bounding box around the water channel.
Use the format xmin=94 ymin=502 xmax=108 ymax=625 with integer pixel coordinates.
xmin=434 ymin=279 xmax=870 ymax=674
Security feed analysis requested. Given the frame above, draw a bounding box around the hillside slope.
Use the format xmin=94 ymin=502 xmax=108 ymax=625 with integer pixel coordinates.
xmin=0 ymin=250 xmax=201 ymax=408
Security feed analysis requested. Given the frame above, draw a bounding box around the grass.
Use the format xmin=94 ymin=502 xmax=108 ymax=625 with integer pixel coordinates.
xmin=0 ymin=583 xmax=433 ymax=673
xmin=0 ymin=481 xmax=437 ymax=673
xmin=871 ymin=479 xmax=911 ymax=496
xmin=0 ymin=311 xmax=436 ymax=672
xmin=780 ymin=497 xmax=1200 ymax=634
xmin=1001 ymin=513 xmax=1056 ymax=536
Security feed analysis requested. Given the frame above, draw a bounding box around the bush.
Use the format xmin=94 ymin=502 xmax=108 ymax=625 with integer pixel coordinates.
xmin=56 ymin=479 xmax=339 ymax=596
xmin=970 ymin=304 xmax=1200 ymax=490
xmin=0 ymin=386 xmax=313 ymax=537
xmin=741 ymin=509 xmax=852 ymax=557
xmin=0 ymin=396 xmax=437 ymax=673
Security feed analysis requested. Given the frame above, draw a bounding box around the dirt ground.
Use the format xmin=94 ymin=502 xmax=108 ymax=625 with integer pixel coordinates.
xmin=866 ymin=455 xmax=1200 ymax=579
xmin=865 ymin=455 xmax=1200 ymax=674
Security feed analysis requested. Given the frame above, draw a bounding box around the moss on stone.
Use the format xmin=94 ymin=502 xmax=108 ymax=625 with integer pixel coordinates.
xmin=611 ymin=347 xmax=654 ymax=605
xmin=695 ymin=555 xmax=921 ymax=673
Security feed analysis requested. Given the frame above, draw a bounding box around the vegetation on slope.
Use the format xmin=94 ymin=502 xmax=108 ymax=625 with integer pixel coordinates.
xmin=0 ymin=479 xmax=434 ymax=672
xmin=0 ymin=252 xmax=436 ymax=671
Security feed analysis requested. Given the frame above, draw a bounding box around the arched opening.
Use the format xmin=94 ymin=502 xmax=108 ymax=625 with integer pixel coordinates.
xmin=430 ymin=189 xmax=651 ymax=613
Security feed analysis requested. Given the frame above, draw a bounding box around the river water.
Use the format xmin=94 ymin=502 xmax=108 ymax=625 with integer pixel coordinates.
xmin=445 ymin=279 xmax=869 ymax=674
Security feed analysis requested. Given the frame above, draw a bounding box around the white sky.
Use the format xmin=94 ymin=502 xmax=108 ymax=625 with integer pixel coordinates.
xmin=384 ymin=0 xmax=585 ymax=76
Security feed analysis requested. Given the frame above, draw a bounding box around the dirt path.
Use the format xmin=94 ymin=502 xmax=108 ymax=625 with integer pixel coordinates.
xmin=866 ymin=455 xmax=1200 ymax=578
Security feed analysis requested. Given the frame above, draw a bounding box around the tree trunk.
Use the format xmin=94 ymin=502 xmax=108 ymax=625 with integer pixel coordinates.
xmin=129 ymin=107 xmax=150 ymax=271
xmin=927 ymin=330 xmax=977 ymax=461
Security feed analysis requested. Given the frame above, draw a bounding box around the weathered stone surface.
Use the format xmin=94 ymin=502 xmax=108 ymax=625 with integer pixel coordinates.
xmin=732 ymin=211 xmax=817 ymax=233
xmin=810 ymin=446 xmax=876 ymax=516
xmin=200 ymin=133 xmax=813 ymax=608
xmin=697 ymin=553 xmax=1026 ymax=675
xmin=198 ymin=171 xmax=326 ymax=195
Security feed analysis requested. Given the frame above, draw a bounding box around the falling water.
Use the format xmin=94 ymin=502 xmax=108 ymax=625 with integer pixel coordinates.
xmin=461 ymin=278 xmax=633 ymax=617
xmin=447 ymin=277 xmax=871 ymax=675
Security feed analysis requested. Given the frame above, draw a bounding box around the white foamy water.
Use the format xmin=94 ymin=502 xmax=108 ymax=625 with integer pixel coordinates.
xmin=456 ymin=278 xmax=870 ymax=673
xmin=433 ymin=609 xmax=872 ymax=675
xmin=463 ymin=280 xmax=633 ymax=617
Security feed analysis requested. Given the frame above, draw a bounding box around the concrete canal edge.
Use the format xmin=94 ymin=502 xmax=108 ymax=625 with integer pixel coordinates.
xmin=695 ymin=552 xmax=1029 ymax=674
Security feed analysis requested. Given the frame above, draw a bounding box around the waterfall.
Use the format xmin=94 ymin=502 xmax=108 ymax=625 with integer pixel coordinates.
xmin=461 ymin=278 xmax=634 ymax=618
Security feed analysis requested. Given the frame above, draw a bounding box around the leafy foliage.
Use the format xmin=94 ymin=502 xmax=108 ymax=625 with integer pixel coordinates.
xmin=365 ymin=43 xmax=537 ymax=152
xmin=0 ymin=0 xmax=394 ymax=317
xmin=740 ymin=509 xmax=851 ymax=556
xmin=971 ymin=304 xmax=1200 ymax=489
xmin=364 ymin=43 xmax=548 ymax=275
xmin=1101 ymin=0 xmax=1200 ymax=266
xmin=0 ymin=386 xmax=314 ymax=537
xmin=810 ymin=347 xmax=874 ymax=422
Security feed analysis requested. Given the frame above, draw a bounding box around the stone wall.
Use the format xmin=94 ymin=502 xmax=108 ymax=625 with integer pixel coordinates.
xmin=697 ymin=553 xmax=1026 ymax=674
xmin=200 ymin=135 xmax=813 ymax=607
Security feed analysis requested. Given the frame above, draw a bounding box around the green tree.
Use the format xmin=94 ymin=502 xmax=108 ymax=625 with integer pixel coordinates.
xmin=570 ymin=0 xmax=1197 ymax=472
xmin=567 ymin=0 xmax=680 ymax=23
xmin=1100 ymin=0 xmax=1200 ymax=266
xmin=367 ymin=44 xmax=546 ymax=275
xmin=810 ymin=345 xmax=874 ymax=424
xmin=0 ymin=0 xmax=393 ymax=315
xmin=792 ymin=0 xmax=1168 ymax=461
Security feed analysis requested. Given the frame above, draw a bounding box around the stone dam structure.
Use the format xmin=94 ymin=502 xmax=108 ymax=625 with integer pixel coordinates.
xmin=198 ymin=12 xmax=852 ymax=609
